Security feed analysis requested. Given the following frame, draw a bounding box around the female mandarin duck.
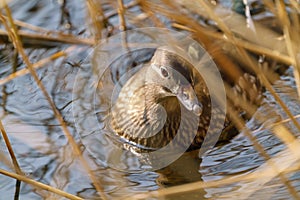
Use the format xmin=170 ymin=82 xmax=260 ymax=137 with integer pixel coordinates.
xmin=110 ymin=47 xmax=261 ymax=152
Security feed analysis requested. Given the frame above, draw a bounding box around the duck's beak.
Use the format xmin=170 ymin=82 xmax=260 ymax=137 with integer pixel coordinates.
xmin=176 ymin=84 xmax=202 ymax=116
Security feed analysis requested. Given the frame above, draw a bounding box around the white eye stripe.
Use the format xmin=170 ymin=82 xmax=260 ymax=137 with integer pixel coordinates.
xmin=151 ymin=63 xmax=159 ymax=69
xmin=151 ymin=63 xmax=161 ymax=75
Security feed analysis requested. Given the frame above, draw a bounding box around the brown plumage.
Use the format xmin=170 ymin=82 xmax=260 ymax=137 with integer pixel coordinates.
xmin=110 ymin=47 xmax=261 ymax=152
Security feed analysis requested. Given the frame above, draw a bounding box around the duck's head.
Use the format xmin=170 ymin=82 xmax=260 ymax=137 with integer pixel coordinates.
xmin=145 ymin=48 xmax=203 ymax=116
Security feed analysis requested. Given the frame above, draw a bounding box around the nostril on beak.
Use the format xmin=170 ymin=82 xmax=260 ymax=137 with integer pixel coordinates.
xmin=182 ymin=91 xmax=188 ymax=100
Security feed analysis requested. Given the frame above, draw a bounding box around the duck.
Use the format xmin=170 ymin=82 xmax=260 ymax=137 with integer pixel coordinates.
xmin=110 ymin=46 xmax=261 ymax=152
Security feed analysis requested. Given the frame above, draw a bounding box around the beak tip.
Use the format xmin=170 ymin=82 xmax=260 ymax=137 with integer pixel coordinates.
xmin=193 ymin=104 xmax=202 ymax=116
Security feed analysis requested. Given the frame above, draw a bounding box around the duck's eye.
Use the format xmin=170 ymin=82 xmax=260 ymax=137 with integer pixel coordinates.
xmin=160 ymin=67 xmax=169 ymax=78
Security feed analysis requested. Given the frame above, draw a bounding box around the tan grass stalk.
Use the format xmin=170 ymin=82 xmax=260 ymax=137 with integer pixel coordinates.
xmin=0 ymin=169 xmax=83 ymax=200
xmin=249 ymin=114 xmax=300 ymax=136
xmin=117 ymin=0 xmax=126 ymax=31
xmin=172 ymin=22 xmax=293 ymax=66
xmin=273 ymin=125 xmax=300 ymax=156
xmin=128 ymin=105 xmax=300 ymax=200
xmin=0 ymin=29 xmax=94 ymax=46
xmin=106 ymin=0 xmax=138 ymax=19
xmin=138 ymin=1 xmax=165 ymax=27
xmin=0 ymin=120 xmax=22 ymax=174
xmin=85 ymin=0 xmax=105 ymax=41
xmin=290 ymin=0 xmax=300 ymax=12
xmin=140 ymin=0 xmax=244 ymax=82
xmin=129 ymin=147 xmax=300 ymax=200
xmin=226 ymin=103 xmax=300 ymax=199
xmin=195 ymin=0 xmax=300 ymax=133
xmin=0 ymin=50 xmax=66 ymax=85
xmin=0 ymin=5 xmax=107 ymax=200
xmin=275 ymin=0 xmax=300 ymax=98
xmin=0 ymin=149 xmax=14 ymax=170
xmin=180 ymin=0 xmax=287 ymax=53
xmin=0 ymin=14 xmax=58 ymax=34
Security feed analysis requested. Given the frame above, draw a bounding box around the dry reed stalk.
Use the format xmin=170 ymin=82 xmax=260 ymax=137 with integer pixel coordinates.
xmin=117 ymin=0 xmax=126 ymax=31
xmin=191 ymin=2 xmax=300 ymax=197
xmin=263 ymin=0 xmax=300 ymax=97
xmin=128 ymin=105 xmax=300 ymax=200
xmin=0 ymin=4 xmax=107 ymax=200
xmin=1 ymin=0 xmax=299 ymax=199
xmin=290 ymin=0 xmax=300 ymax=12
xmin=138 ymin=1 xmax=167 ymax=27
xmin=129 ymin=144 xmax=300 ymax=200
xmin=0 ymin=29 xmax=94 ymax=46
xmin=0 ymin=120 xmax=22 ymax=175
xmin=0 ymin=50 xmax=66 ymax=85
xmin=227 ymin=103 xmax=300 ymax=199
xmin=0 ymin=14 xmax=59 ymax=34
xmin=179 ymin=0 xmax=287 ymax=54
xmin=106 ymin=0 xmax=138 ymax=19
xmin=275 ymin=0 xmax=300 ymax=98
xmin=197 ymin=0 xmax=300 ymax=182
xmin=195 ymin=1 xmax=300 ymax=132
xmin=172 ymin=22 xmax=294 ymax=66
xmin=85 ymin=0 xmax=105 ymax=41
xmin=247 ymin=114 xmax=300 ymax=137
xmin=0 ymin=149 xmax=14 ymax=170
xmin=227 ymin=76 xmax=299 ymax=198
xmin=139 ymin=0 xmax=244 ymax=83
xmin=273 ymin=125 xmax=300 ymax=157
xmin=126 ymin=1 xmax=300 ymax=199
xmin=0 ymin=169 xmax=83 ymax=200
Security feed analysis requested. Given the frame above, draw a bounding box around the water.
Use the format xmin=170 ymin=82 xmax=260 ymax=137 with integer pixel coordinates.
xmin=0 ymin=1 xmax=300 ymax=199
xmin=200 ymin=68 xmax=300 ymax=199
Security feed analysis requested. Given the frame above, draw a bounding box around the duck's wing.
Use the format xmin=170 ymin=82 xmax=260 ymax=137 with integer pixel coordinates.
xmin=229 ymin=73 xmax=263 ymax=118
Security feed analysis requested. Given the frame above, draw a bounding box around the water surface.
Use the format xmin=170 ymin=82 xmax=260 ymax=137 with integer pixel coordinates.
xmin=0 ymin=1 xmax=299 ymax=199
